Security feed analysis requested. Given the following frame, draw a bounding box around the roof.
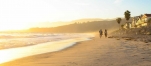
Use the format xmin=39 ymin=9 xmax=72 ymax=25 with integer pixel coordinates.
xmin=133 ymin=16 xmax=141 ymax=21
xmin=144 ymin=14 xmax=151 ymax=17
xmin=134 ymin=16 xmax=141 ymax=18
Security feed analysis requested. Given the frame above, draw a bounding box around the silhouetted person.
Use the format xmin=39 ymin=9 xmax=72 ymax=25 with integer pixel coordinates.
xmin=99 ymin=29 xmax=103 ymax=38
xmin=104 ymin=29 xmax=108 ymax=38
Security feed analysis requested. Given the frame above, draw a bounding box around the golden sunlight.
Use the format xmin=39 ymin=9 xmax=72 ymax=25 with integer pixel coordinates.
xmin=0 ymin=22 xmax=29 ymax=31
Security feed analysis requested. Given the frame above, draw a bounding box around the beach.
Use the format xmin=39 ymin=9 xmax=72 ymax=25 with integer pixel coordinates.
xmin=1 ymin=33 xmax=151 ymax=66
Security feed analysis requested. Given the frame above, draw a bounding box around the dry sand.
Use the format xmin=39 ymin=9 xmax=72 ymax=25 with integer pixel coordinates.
xmin=1 ymin=33 xmax=151 ymax=66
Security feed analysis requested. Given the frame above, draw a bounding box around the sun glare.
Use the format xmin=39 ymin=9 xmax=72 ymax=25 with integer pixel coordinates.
xmin=0 ymin=22 xmax=29 ymax=31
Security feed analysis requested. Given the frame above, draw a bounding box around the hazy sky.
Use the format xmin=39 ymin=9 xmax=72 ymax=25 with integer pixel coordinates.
xmin=0 ymin=0 xmax=151 ymax=30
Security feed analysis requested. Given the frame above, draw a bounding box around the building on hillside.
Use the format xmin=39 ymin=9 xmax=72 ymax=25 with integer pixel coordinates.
xmin=124 ymin=14 xmax=151 ymax=29
xmin=123 ymin=17 xmax=133 ymax=29
xmin=135 ymin=16 xmax=142 ymax=28
xmin=132 ymin=14 xmax=151 ymax=28
xmin=141 ymin=14 xmax=151 ymax=26
xmin=123 ymin=21 xmax=132 ymax=29
xmin=132 ymin=16 xmax=140 ymax=28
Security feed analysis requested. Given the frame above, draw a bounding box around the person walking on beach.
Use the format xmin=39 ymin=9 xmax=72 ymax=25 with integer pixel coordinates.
xmin=99 ymin=29 xmax=103 ymax=38
xmin=104 ymin=29 xmax=108 ymax=38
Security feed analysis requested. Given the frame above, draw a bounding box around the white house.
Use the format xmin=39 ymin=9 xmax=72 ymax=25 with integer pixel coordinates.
xmin=123 ymin=21 xmax=132 ymax=29
xmin=135 ymin=16 xmax=142 ymax=27
xmin=124 ymin=14 xmax=151 ymax=29
xmin=141 ymin=14 xmax=151 ymax=26
xmin=132 ymin=16 xmax=140 ymax=28
xmin=133 ymin=14 xmax=151 ymax=27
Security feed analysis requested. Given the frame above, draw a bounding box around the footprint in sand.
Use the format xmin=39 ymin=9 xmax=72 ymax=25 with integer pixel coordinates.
xmin=68 ymin=62 xmax=78 ymax=65
xmin=141 ymin=53 xmax=146 ymax=54
xmin=141 ymin=58 xmax=145 ymax=59
xmin=131 ymin=54 xmax=138 ymax=57
xmin=119 ymin=47 xmax=122 ymax=49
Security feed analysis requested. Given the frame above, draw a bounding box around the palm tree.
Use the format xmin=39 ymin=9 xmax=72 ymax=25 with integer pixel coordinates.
xmin=116 ymin=18 xmax=122 ymax=30
xmin=124 ymin=10 xmax=131 ymax=28
xmin=124 ymin=10 xmax=131 ymax=21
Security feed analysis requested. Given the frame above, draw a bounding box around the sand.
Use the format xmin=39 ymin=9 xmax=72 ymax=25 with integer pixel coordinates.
xmin=1 ymin=33 xmax=151 ymax=66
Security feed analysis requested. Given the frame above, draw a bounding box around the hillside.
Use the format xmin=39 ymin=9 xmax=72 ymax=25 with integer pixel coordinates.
xmin=28 ymin=18 xmax=132 ymax=33
xmin=28 ymin=21 xmax=116 ymax=33
xmin=31 ymin=18 xmax=104 ymax=27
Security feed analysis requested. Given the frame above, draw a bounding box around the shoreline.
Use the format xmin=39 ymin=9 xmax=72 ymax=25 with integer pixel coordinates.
xmin=0 ymin=37 xmax=92 ymax=64
xmin=1 ymin=33 xmax=151 ymax=66
xmin=0 ymin=33 xmax=94 ymax=50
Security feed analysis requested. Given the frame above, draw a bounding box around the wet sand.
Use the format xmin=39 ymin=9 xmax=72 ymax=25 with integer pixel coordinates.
xmin=1 ymin=33 xmax=151 ymax=66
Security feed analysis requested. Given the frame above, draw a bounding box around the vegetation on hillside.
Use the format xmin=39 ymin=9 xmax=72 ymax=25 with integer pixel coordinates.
xmin=28 ymin=20 xmax=119 ymax=33
xmin=116 ymin=18 xmax=122 ymax=30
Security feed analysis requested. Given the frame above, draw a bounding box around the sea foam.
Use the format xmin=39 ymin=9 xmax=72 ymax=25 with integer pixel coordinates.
xmin=0 ymin=33 xmax=94 ymax=64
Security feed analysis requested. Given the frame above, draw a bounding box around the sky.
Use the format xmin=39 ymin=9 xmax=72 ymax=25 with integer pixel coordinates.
xmin=0 ymin=0 xmax=151 ymax=30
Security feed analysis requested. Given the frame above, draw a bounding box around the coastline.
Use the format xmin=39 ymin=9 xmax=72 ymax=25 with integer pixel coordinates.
xmin=0 ymin=37 xmax=92 ymax=64
xmin=1 ymin=33 xmax=151 ymax=66
xmin=0 ymin=33 xmax=93 ymax=50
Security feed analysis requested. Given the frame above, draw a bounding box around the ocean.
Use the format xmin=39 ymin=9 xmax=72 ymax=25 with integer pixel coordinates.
xmin=0 ymin=33 xmax=94 ymax=64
